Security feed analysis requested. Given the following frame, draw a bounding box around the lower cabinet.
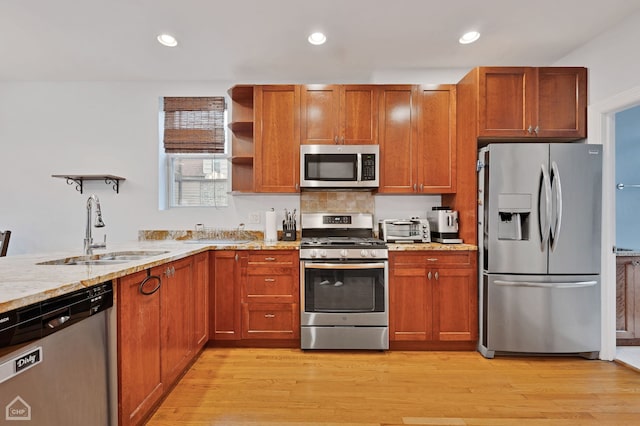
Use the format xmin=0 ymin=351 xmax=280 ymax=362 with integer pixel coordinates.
xmin=241 ymin=251 xmax=300 ymax=340
xmin=211 ymin=250 xmax=243 ymax=340
xmin=154 ymin=256 xmax=193 ymax=387
xmin=210 ymin=250 xmax=300 ymax=344
xmin=389 ymin=251 xmax=477 ymax=348
xmin=617 ymin=255 xmax=640 ymax=343
xmin=117 ymin=254 xmax=208 ymax=426
xmin=117 ymin=269 xmax=163 ymax=426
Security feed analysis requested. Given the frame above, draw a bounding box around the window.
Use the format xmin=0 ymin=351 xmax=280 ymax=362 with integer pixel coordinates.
xmin=162 ymin=97 xmax=229 ymax=207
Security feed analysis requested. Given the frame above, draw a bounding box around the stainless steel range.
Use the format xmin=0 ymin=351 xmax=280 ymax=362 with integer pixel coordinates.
xmin=300 ymin=213 xmax=389 ymax=350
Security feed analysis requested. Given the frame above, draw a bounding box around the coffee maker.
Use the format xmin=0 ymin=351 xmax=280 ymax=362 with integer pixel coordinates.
xmin=427 ymin=207 xmax=462 ymax=244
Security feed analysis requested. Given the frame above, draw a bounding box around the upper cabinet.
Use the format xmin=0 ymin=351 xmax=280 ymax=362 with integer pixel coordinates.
xmin=228 ymin=85 xmax=301 ymax=193
xmin=254 ymin=85 xmax=301 ymax=192
xmin=476 ymin=67 xmax=587 ymax=140
xmin=300 ymin=84 xmax=378 ymax=145
xmin=378 ymin=84 xmax=456 ymax=194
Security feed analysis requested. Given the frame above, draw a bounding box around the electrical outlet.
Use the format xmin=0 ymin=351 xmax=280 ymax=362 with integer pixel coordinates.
xmin=249 ymin=211 xmax=261 ymax=224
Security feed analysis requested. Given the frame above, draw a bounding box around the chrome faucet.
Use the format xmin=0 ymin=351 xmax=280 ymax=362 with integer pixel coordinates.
xmin=84 ymin=194 xmax=106 ymax=255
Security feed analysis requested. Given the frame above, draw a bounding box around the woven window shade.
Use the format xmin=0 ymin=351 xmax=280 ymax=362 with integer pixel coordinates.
xmin=163 ymin=97 xmax=226 ymax=153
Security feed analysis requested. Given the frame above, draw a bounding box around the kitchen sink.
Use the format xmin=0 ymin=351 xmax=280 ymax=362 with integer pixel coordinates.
xmin=37 ymin=250 xmax=170 ymax=266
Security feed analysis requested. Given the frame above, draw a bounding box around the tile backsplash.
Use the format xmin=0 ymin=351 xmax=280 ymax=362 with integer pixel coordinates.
xmin=301 ymin=191 xmax=374 ymax=214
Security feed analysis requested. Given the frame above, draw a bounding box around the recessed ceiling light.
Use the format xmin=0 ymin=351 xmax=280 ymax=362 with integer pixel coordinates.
xmin=157 ymin=33 xmax=178 ymax=47
xmin=308 ymin=32 xmax=327 ymax=46
xmin=459 ymin=31 xmax=480 ymax=45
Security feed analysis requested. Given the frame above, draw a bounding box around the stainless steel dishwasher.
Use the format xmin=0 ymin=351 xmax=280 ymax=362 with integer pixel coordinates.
xmin=0 ymin=281 xmax=113 ymax=425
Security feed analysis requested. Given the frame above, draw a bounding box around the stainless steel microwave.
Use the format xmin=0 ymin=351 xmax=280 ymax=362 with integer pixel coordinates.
xmin=300 ymin=144 xmax=379 ymax=189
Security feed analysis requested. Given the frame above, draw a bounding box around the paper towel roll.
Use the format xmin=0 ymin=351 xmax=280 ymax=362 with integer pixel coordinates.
xmin=264 ymin=210 xmax=277 ymax=243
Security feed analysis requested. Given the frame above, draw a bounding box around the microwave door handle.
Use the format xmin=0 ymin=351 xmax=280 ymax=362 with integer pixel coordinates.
xmin=356 ymin=153 xmax=362 ymax=182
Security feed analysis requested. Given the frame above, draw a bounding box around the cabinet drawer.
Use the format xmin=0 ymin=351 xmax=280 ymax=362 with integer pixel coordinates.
xmin=392 ymin=251 xmax=472 ymax=267
xmin=241 ymin=303 xmax=300 ymax=339
xmin=248 ymin=251 xmax=297 ymax=265
xmin=245 ymin=274 xmax=297 ymax=298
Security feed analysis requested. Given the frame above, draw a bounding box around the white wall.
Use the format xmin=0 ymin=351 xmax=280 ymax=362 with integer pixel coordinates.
xmin=0 ymin=81 xmax=302 ymax=254
xmin=0 ymin=77 xmax=456 ymax=255
xmin=553 ymin=10 xmax=640 ymax=104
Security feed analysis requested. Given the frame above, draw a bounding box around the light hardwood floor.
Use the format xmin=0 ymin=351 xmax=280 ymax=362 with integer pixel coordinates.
xmin=147 ymin=348 xmax=640 ymax=426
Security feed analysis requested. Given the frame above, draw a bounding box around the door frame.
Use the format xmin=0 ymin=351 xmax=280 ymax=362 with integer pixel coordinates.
xmin=589 ymin=85 xmax=640 ymax=360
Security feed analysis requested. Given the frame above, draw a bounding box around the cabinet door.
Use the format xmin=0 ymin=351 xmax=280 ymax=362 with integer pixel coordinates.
xmin=193 ymin=251 xmax=209 ymax=349
xmin=212 ymin=251 xmax=243 ymax=340
xmin=432 ymin=267 xmax=477 ymax=341
xmin=617 ymin=256 xmax=640 ymax=341
xmin=535 ymin=67 xmax=587 ymax=139
xmin=478 ymin=67 xmax=536 ymax=138
xmin=158 ymin=257 xmax=194 ymax=387
xmin=254 ymin=85 xmax=301 ymax=192
xmin=300 ymin=84 xmax=340 ymax=144
xmin=378 ymin=85 xmax=418 ymax=193
xmin=117 ymin=270 xmax=163 ymax=426
xmin=417 ymin=85 xmax=456 ymax=193
xmin=340 ymin=85 xmax=378 ymax=145
xmin=389 ymin=265 xmax=432 ymax=341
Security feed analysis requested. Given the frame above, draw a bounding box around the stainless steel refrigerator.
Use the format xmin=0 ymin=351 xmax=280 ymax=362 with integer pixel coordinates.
xmin=478 ymin=143 xmax=602 ymax=359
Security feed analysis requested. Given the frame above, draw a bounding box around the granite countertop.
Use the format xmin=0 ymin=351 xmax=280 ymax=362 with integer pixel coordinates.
xmin=0 ymin=239 xmax=299 ymax=314
xmin=387 ymin=242 xmax=477 ymax=251
xmin=0 ymin=238 xmax=477 ymax=314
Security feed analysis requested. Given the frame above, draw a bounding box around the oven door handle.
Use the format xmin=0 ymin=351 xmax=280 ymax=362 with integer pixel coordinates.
xmin=303 ymin=262 xmax=387 ymax=270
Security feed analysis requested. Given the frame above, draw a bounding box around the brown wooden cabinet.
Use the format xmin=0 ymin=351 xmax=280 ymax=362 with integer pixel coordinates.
xmin=254 ymin=85 xmax=301 ymax=192
xmin=617 ymin=255 xmax=640 ymax=343
xmin=241 ymin=250 xmax=300 ymax=340
xmin=193 ymin=251 xmax=209 ymax=349
xmin=301 ymin=84 xmax=378 ymax=145
xmin=378 ymin=85 xmax=456 ymax=194
xmin=117 ymin=270 xmax=163 ymax=426
xmin=155 ymin=257 xmax=194 ymax=387
xmin=389 ymin=251 xmax=477 ymax=348
xmin=477 ymin=67 xmax=586 ymax=140
xmin=211 ymin=250 xmax=244 ymax=340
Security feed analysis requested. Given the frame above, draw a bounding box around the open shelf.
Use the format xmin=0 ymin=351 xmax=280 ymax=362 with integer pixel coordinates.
xmin=52 ymin=174 xmax=126 ymax=194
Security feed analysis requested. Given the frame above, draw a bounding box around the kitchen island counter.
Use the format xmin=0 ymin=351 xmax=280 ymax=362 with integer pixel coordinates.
xmin=0 ymin=240 xmax=299 ymax=314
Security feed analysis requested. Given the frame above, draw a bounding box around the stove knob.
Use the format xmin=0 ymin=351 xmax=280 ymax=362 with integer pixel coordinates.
xmin=309 ymin=249 xmax=317 ymax=258
xmin=319 ymin=249 xmax=327 ymax=258
xmin=340 ymin=249 xmax=348 ymax=258
xmin=360 ymin=249 xmax=368 ymax=257
xmin=370 ymin=249 xmax=377 ymax=258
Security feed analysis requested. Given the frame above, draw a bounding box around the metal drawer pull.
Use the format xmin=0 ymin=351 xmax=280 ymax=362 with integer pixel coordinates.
xmin=264 ymin=257 xmax=276 ymax=261
xmin=494 ymin=280 xmax=597 ymax=289
xmin=427 ymin=258 xmax=438 ymax=262
xmin=264 ymin=278 xmax=276 ymax=282
xmin=264 ymin=314 xmax=276 ymax=318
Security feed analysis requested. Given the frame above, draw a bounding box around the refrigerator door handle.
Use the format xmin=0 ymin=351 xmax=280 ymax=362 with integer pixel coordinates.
xmin=550 ymin=161 xmax=563 ymax=252
xmin=494 ymin=280 xmax=597 ymax=289
xmin=539 ymin=164 xmax=552 ymax=249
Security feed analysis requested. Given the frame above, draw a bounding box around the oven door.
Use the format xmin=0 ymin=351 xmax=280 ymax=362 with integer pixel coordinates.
xmin=300 ymin=260 xmax=388 ymax=326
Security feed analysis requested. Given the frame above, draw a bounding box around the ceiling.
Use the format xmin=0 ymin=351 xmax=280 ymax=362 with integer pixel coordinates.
xmin=2 ymin=0 xmax=639 ymax=82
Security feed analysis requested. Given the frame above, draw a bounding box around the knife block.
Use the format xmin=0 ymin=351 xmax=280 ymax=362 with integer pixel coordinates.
xmin=281 ymin=222 xmax=297 ymax=241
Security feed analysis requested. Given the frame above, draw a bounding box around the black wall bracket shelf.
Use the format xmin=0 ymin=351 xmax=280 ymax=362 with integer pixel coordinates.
xmin=52 ymin=174 xmax=126 ymax=194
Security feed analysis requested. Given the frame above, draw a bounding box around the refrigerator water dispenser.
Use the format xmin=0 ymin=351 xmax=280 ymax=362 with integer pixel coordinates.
xmin=498 ymin=212 xmax=529 ymax=240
